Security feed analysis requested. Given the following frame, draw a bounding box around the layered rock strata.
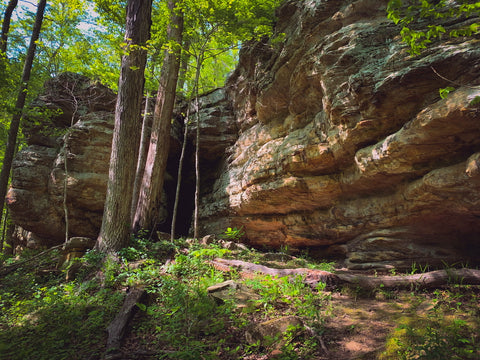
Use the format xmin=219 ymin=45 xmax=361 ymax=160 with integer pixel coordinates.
xmin=7 ymin=73 xmax=117 ymax=245
xmin=197 ymin=0 xmax=480 ymax=268
xmin=7 ymin=1 xmax=480 ymax=269
xmin=6 ymin=74 xmax=178 ymax=245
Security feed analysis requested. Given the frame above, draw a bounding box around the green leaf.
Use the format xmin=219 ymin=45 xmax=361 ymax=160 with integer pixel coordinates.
xmin=469 ymin=96 xmax=480 ymax=106
xmin=136 ymin=302 xmax=147 ymax=311
xmin=439 ymin=86 xmax=455 ymax=99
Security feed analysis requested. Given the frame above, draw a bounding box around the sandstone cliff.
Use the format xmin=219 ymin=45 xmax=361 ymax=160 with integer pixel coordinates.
xmin=7 ymin=1 xmax=480 ymax=269
xmin=6 ymin=74 xmax=116 ymax=246
xmin=196 ymin=0 xmax=480 ymax=269
xmin=6 ymin=73 xmax=181 ymax=247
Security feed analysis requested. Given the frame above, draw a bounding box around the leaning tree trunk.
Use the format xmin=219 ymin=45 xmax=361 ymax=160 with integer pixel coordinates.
xmin=132 ymin=0 xmax=183 ymax=232
xmin=96 ymin=0 xmax=152 ymax=252
xmin=0 ymin=0 xmax=46 ymax=227
xmin=0 ymin=0 xmax=18 ymax=54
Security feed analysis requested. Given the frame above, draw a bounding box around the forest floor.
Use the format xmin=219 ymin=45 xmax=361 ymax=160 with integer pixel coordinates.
xmin=321 ymin=293 xmax=414 ymax=359
xmin=1 ymin=236 xmax=479 ymax=360
xmin=120 ymin=272 xmax=479 ymax=360
xmin=121 ymin=281 xmax=415 ymax=360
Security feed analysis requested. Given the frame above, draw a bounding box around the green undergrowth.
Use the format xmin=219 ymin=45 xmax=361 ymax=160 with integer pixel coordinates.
xmin=1 ymin=235 xmax=479 ymax=359
xmin=380 ymin=288 xmax=480 ymax=360
xmin=0 ymin=249 xmax=124 ymax=360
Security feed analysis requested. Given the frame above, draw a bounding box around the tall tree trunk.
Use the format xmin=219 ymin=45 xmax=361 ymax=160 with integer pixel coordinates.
xmin=0 ymin=0 xmax=46 ymax=228
xmin=170 ymin=102 xmax=190 ymax=241
xmin=192 ymin=48 xmax=205 ymax=239
xmin=1 ymin=208 xmax=8 ymax=252
xmin=63 ymin=86 xmax=79 ymax=243
xmin=169 ymin=39 xmax=191 ymax=241
xmin=193 ymin=85 xmax=201 ymax=239
xmin=132 ymin=0 xmax=183 ymax=232
xmin=96 ymin=0 xmax=152 ymax=253
xmin=3 ymin=217 xmax=14 ymax=256
xmin=177 ymin=38 xmax=191 ymax=95
xmin=131 ymin=92 xmax=153 ymax=220
xmin=0 ymin=0 xmax=18 ymax=54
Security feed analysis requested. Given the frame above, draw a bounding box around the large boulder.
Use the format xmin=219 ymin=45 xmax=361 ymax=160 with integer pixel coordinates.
xmin=6 ymin=74 xmax=179 ymax=246
xmin=196 ymin=0 xmax=480 ymax=269
xmin=7 ymin=111 xmax=115 ymax=244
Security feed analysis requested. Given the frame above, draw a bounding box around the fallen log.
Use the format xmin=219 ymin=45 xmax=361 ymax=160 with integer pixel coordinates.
xmin=211 ymin=258 xmax=480 ymax=291
xmin=334 ymin=268 xmax=480 ymax=290
xmin=105 ymin=287 xmax=146 ymax=359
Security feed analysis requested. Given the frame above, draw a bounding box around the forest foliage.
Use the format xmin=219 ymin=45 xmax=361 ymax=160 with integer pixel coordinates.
xmin=387 ymin=0 xmax=480 ymax=55
xmin=0 ymin=0 xmax=281 ymax=127
xmin=0 ymin=0 xmax=283 ymax=251
xmin=1 ymin=1 xmax=480 ymax=359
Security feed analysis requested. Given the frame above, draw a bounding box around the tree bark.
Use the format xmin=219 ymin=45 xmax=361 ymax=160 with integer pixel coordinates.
xmin=0 ymin=0 xmax=18 ymax=54
xmin=193 ymin=80 xmax=201 ymax=239
xmin=1 ymin=207 xmax=9 ymax=253
xmin=63 ymin=85 xmax=79 ymax=243
xmin=132 ymin=0 xmax=183 ymax=232
xmin=131 ymin=93 xmax=153 ymax=221
xmin=177 ymin=37 xmax=191 ymax=94
xmin=0 ymin=0 xmax=46 ymax=229
xmin=192 ymin=47 xmax=206 ymax=239
xmin=3 ymin=216 xmax=14 ymax=255
xmin=211 ymin=258 xmax=480 ymax=291
xmin=96 ymin=0 xmax=152 ymax=252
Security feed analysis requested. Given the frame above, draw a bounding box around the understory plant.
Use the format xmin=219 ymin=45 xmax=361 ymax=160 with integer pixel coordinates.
xmin=127 ymin=239 xmax=332 ymax=359
xmin=0 ymin=264 xmax=123 ymax=360
xmin=4 ymin=234 xmax=478 ymax=360
xmin=382 ymin=288 xmax=480 ymax=359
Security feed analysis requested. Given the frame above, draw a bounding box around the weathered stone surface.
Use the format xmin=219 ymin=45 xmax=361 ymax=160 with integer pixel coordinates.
xmin=64 ymin=237 xmax=96 ymax=251
xmin=7 ymin=112 xmax=114 ymax=243
xmin=207 ymin=280 xmax=260 ymax=308
xmin=186 ymin=88 xmax=238 ymax=161
xmin=197 ymin=0 xmax=480 ymax=268
xmin=7 ymin=74 xmax=179 ymax=246
xmin=245 ymin=316 xmax=304 ymax=348
xmin=7 ymin=1 xmax=480 ymax=269
xmin=23 ymin=72 xmax=116 ymax=146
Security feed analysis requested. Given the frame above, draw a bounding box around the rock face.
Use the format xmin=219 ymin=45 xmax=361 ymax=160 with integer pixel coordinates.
xmin=7 ymin=74 xmax=117 ymax=245
xmin=6 ymin=74 xmax=179 ymax=246
xmin=196 ymin=0 xmax=480 ymax=268
xmin=7 ymin=1 xmax=480 ymax=269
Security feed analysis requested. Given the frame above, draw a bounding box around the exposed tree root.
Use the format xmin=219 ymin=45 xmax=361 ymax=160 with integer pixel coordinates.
xmin=211 ymin=258 xmax=480 ymax=291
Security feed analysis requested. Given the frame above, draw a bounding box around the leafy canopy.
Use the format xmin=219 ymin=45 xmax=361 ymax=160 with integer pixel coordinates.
xmin=179 ymin=0 xmax=283 ymax=95
xmin=387 ymin=0 xmax=480 ymax=55
xmin=1 ymin=0 xmax=283 ymax=96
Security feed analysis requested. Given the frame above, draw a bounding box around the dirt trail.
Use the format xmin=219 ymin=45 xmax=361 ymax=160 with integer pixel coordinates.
xmin=319 ymin=293 xmax=406 ymax=359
